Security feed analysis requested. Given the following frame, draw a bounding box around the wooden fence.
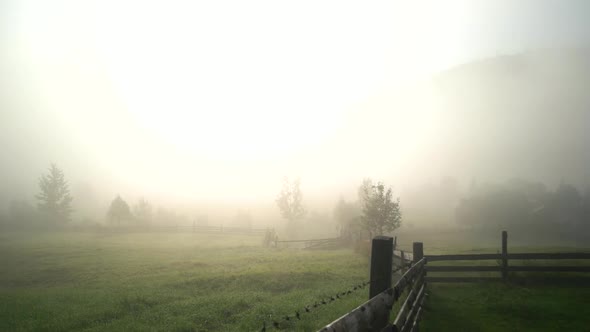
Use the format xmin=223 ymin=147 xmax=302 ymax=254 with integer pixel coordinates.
xmin=425 ymin=231 xmax=590 ymax=283
xmin=275 ymin=237 xmax=344 ymax=250
xmin=320 ymin=237 xmax=427 ymax=332
xmin=393 ymin=249 xmax=414 ymax=271
xmin=319 ymin=231 xmax=590 ymax=331
xmin=84 ymin=224 xmax=270 ymax=235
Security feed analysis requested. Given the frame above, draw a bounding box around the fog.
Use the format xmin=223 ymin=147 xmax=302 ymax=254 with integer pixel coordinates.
xmin=2 ymin=0 xmax=590 ymax=233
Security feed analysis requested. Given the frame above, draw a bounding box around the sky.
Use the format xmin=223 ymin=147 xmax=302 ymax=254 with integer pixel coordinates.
xmin=2 ymin=0 xmax=590 ymax=219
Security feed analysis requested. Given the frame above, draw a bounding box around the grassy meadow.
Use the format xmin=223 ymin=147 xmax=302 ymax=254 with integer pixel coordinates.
xmin=0 ymin=231 xmax=370 ymax=331
xmin=404 ymin=229 xmax=590 ymax=332
xmin=2 ymin=229 xmax=590 ymax=331
xmin=422 ymin=282 xmax=590 ymax=331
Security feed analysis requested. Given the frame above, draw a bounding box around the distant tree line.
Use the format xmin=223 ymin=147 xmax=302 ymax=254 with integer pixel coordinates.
xmin=9 ymin=165 xmax=588 ymax=241
xmin=105 ymin=195 xmax=154 ymax=226
xmin=275 ymin=177 xmax=402 ymax=240
xmin=455 ymin=178 xmax=590 ymax=236
xmin=0 ymin=164 xmax=261 ymax=231
xmin=0 ymin=164 xmax=164 ymax=230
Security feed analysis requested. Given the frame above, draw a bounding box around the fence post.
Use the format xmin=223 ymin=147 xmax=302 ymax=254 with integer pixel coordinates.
xmin=502 ymin=231 xmax=508 ymax=280
xmin=413 ymin=242 xmax=423 ymax=263
xmin=369 ymin=236 xmax=393 ymax=299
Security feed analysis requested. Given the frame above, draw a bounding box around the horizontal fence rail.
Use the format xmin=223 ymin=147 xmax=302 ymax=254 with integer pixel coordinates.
xmin=320 ymin=238 xmax=427 ymax=332
xmin=388 ymin=263 xmax=426 ymax=332
xmin=320 ymin=258 xmax=427 ymax=332
xmin=507 ymin=266 xmax=590 ymax=272
xmin=507 ymin=252 xmax=590 ymax=260
xmin=275 ymin=238 xmax=339 ymax=243
xmin=426 ymin=266 xmax=501 ymax=272
xmin=424 ymin=266 xmax=590 ymax=273
xmin=317 ymin=231 xmax=589 ymax=331
xmin=426 ymin=252 xmax=590 ymax=262
xmin=392 ymin=248 xmax=415 ymax=278
xmin=425 ymin=231 xmax=590 ymax=283
xmin=393 ymin=250 xmax=414 ymax=263
xmin=275 ymin=237 xmax=344 ymax=250
xmin=425 ymin=277 xmax=500 ymax=283
xmin=79 ymin=224 xmax=270 ymax=235
xmin=425 ymin=253 xmax=502 ymax=261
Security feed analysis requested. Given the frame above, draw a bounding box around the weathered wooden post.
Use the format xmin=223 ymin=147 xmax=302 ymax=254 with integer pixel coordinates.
xmin=413 ymin=242 xmax=425 ymax=288
xmin=369 ymin=236 xmax=393 ymax=299
xmin=413 ymin=242 xmax=423 ymax=263
xmin=502 ymin=230 xmax=508 ymax=280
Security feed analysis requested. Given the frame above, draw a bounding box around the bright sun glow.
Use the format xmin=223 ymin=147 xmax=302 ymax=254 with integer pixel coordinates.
xmin=17 ymin=0 xmax=475 ymax=161
xmin=91 ymin=1 xmax=394 ymax=158
xmin=9 ymin=0 xmax=580 ymax=208
xmin=12 ymin=0 xmax=477 ymax=198
xmin=86 ymin=1 xmax=470 ymax=159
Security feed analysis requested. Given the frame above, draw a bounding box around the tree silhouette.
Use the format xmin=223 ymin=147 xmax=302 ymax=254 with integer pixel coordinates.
xmin=359 ymin=180 xmax=402 ymax=236
xmin=107 ymin=195 xmax=132 ymax=225
xmin=133 ymin=198 xmax=153 ymax=225
xmin=36 ymin=164 xmax=73 ymax=224
xmin=276 ymin=177 xmax=306 ymax=236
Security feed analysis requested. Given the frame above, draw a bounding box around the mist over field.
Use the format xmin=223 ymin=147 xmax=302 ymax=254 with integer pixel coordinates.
xmin=3 ymin=46 xmax=590 ymax=237
xmin=6 ymin=2 xmax=590 ymax=254
xmin=3 ymin=1 xmax=590 ymax=331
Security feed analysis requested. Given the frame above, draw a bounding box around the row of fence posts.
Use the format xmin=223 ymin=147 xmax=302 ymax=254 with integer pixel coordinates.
xmin=371 ymin=231 xmax=511 ymax=286
xmin=373 ymin=238 xmax=424 ymax=331
xmin=323 ymin=230 xmax=590 ymax=331
xmin=320 ymin=237 xmax=426 ymax=331
xmin=370 ymin=231 xmax=509 ymax=292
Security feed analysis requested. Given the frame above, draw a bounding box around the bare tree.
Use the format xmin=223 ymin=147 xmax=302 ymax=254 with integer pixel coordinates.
xmin=276 ymin=177 xmax=306 ymax=236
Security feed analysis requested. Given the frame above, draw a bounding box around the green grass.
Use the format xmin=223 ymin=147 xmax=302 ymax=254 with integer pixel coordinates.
xmin=417 ymin=241 xmax=590 ymax=332
xmin=2 ymin=231 xmax=590 ymax=331
xmin=0 ymin=231 xmax=370 ymax=331
xmin=421 ymin=282 xmax=590 ymax=332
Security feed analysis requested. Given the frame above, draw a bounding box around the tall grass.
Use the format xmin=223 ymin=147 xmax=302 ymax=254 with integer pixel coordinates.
xmin=0 ymin=232 xmax=370 ymax=331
